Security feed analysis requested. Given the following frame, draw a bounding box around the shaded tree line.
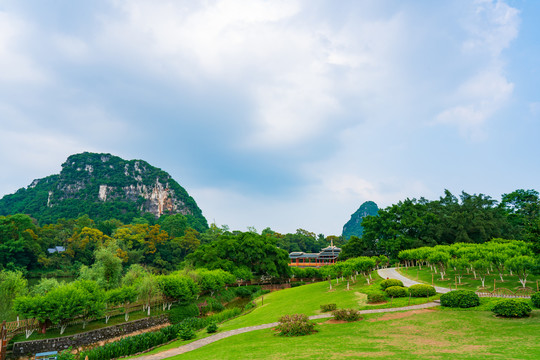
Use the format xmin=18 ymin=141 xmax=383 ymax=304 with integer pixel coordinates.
xmin=340 ymin=189 xmax=540 ymax=260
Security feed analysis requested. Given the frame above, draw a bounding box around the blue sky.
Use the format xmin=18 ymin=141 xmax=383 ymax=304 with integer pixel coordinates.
xmin=1 ymin=0 xmax=539 ymax=235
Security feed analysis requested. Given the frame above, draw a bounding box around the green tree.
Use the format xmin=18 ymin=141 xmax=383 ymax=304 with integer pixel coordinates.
xmin=506 ymin=256 xmax=537 ymax=287
xmin=0 ymin=269 xmax=28 ymax=320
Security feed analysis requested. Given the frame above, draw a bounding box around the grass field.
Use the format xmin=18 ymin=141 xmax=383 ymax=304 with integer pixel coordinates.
xmin=135 ymin=273 xmax=439 ymax=357
xmin=167 ymin=309 xmax=540 ymax=360
xmin=398 ymin=266 xmax=540 ymax=293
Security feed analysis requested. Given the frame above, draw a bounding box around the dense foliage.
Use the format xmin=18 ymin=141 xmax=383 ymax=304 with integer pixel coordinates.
xmin=353 ymin=190 xmax=540 ymax=258
xmin=440 ymin=290 xmax=480 ymax=308
xmin=186 ymin=231 xmax=291 ymax=278
xmin=492 ymin=299 xmax=532 ymax=318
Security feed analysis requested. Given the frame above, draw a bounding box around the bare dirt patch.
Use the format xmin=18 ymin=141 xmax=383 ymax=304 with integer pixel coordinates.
xmin=368 ymin=309 xmax=434 ymax=322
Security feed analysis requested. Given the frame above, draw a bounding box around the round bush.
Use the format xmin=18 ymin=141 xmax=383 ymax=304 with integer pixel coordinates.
xmin=385 ymin=286 xmax=408 ymax=298
xmin=409 ymin=284 xmax=437 ymax=297
xmin=206 ymin=322 xmax=218 ymax=334
xmin=332 ymin=308 xmax=362 ymax=322
xmin=178 ymin=327 xmax=196 ymax=340
xmin=531 ymin=292 xmax=540 ymax=309
xmin=440 ymin=290 xmax=480 ymax=308
xmin=320 ymin=303 xmax=337 ymax=312
xmin=275 ymin=314 xmax=316 ymax=336
xmin=380 ymin=279 xmax=404 ymax=290
xmin=492 ymin=299 xmax=532 ymax=318
xmin=367 ymin=293 xmax=386 ymax=304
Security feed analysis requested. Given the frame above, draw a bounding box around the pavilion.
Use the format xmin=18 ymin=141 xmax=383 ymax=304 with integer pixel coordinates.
xmin=288 ymin=242 xmax=341 ymax=268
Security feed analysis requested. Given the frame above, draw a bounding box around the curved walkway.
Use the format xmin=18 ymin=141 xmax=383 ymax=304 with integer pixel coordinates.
xmin=377 ymin=267 xmax=452 ymax=294
xmin=129 ymin=302 xmax=440 ymax=360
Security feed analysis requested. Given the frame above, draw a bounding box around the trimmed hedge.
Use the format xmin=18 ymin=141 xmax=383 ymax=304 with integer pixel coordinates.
xmin=531 ymin=292 xmax=540 ymax=309
xmin=275 ymin=314 xmax=316 ymax=336
xmin=492 ymin=299 xmax=532 ymax=318
xmin=440 ymin=290 xmax=479 ymax=308
xmin=367 ymin=293 xmax=386 ymax=304
xmin=385 ymin=286 xmax=408 ymax=298
xmin=380 ymin=279 xmax=404 ymax=290
xmin=332 ymin=308 xmax=362 ymax=322
xmin=320 ymin=303 xmax=337 ymax=312
xmin=409 ymin=284 xmax=437 ymax=297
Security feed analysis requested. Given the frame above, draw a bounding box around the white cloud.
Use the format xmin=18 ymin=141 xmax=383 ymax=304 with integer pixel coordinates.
xmin=436 ymin=0 xmax=519 ymax=139
xmin=0 ymin=11 xmax=48 ymax=84
xmin=435 ymin=68 xmax=514 ymax=140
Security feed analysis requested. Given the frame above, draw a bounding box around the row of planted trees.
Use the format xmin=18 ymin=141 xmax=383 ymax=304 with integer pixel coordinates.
xmin=398 ymin=239 xmax=537 ymax=288
xmin=10 ymin=266 xmax=237 ymax=336
xmin=290 ymin=255 xmax=389 ymax=291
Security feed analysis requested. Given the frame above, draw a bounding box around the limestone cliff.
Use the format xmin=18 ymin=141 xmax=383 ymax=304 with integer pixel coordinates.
xmin=0 ymin=152 xmax=208 ymax=228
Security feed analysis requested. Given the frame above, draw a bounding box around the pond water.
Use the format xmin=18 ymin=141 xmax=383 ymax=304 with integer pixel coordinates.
xmin=225 ymin=297 xmax=252 ymax=309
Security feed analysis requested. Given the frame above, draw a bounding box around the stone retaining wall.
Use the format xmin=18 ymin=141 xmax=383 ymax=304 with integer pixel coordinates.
xmin=12 ymin=315 xmax=168 ymax=357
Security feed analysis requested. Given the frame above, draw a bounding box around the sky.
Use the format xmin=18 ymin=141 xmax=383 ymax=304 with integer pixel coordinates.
xmin=1 ymin=0 xmax=539 ymax=236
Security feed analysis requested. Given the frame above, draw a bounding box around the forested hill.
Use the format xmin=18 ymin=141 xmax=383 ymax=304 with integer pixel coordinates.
xmin=342 ymin=201 xmax=379 ymax=239
xmin=0 ymin=152 xmax=208 ymax=228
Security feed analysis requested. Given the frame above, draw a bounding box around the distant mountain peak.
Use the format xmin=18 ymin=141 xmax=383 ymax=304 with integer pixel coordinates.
xmin=342 ymin=201 xmax=378 ymax=239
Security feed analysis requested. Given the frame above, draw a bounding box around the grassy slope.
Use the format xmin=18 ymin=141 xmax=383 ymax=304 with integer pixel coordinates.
xmin=168 ymin=310 xmax=540 ymax=360
xmin=398 ymin=266 xmax=540 ymax=293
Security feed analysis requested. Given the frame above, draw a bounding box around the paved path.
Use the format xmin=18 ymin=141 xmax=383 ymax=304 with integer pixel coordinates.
xmin=129 ymin=302 xmax=440 ymax=360
xmin=377 ymin=267 xmax=452 ymax=294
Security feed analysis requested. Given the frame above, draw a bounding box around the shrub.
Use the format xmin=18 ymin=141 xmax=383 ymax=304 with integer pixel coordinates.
xmin=291 ymin=281 xmax=306 ymax=288
xmin=178 ymin=327 xmax=196 ymax=340
xmin=380 ymin=279 xmax=404 ymax=290
xmin=385 ymin=286 xmax=408 ymax=298
xmin=208 ymin=297 xmax=225 ymax=312
xmin=320 ymin=303 xmax=337 ymax=312
xmin=531 ymin=292 xmax=540 ymax=309
xmin=206 ymin=322 xmax=218 ymax=333
xmin=235 ymin=287 xmax=253 ymax=298
xmin=367 ymin=293 xmax=386 ymax=304
xmin=169 ymin=303 xmax=200 ymax=324
xmin=409 ymin=284 xmax=437 ymax=297
xmin=492 ymin=299 xmax=532 ymax=318
xmin=332 ymin=308 xmax=362 ymax=322
xmin=275 ymin=314 xmax=316 ymax=336
xmin=440 ymin=290 xmax=480 ymax=308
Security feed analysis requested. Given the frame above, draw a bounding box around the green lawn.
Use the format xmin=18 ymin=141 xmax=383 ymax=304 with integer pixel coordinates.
xmin=167 ymin=309 xmax=540 ymax=360
xmin=398 ymin=266 xmax=540 ymax=293
xmin=136 ymin=273 xmax=438 ymax=357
